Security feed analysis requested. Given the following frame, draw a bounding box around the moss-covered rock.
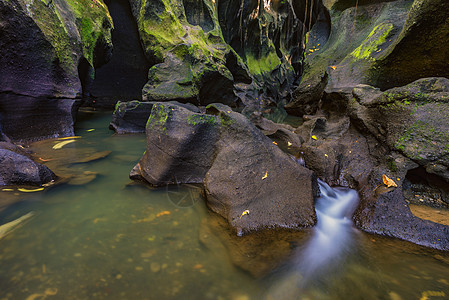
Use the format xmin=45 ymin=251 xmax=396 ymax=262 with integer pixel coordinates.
xmin=0 ymin=0 xmax=113 ymax=141
xmin=349 ymin=77 xmax=449 ymax=181
xmin=0 ymin=0 xmax=113 ymax=98
xmin=286 ymin=0 xmax=449 ymax=116
xmin=129 ymin=0 xmax=313 ymax=108
xmin=129 ymin=0 xmax=243 ymax=106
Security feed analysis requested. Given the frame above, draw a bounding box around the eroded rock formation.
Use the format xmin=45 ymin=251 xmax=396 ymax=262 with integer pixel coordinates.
xmin=0 ymin=0 xmax=113 ymax=141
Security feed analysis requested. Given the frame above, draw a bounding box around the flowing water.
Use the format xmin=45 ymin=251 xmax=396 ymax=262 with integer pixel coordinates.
xmin=0 ymin=110 xmax=448 ymax=300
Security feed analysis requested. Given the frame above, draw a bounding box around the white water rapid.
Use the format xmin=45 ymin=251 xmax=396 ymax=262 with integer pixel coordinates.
xmin=266 ymin=179 xmax=359 ymax=299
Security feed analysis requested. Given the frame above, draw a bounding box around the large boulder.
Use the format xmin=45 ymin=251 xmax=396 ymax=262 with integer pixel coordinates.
xmin=131 ymin=102 xmax=318 ymax=234
xmin=291 ymin=78 xmax=449 ymax=250
xmin=286 ymin=0 xmax=449 ymax=116
xmin=203 ymin=105 xmax=318 ymax=235
xmin=349 ymin=77 xmax=449 ymax=181
xmin=0 ymin=0 xmax=113 ymax=141
xmin=110 ymin=100 xmax=201 ymax=134
xmin=130 ymin=102 xmax=220 ymax=184
xmin=0 ymin=145 xmax=56 ymax=186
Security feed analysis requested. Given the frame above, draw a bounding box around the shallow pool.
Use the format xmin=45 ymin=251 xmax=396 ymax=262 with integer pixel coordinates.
xmin=0 ymin=110 xmax=448 ymax=300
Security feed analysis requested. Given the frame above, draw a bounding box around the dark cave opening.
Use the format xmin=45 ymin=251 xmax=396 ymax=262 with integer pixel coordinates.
xmin=403 ymin=166 xmax=449 ymax=209
xmin=87 ymin=0 xmax=151 ymax=108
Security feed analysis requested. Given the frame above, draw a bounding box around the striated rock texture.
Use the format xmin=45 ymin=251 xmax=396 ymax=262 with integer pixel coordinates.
xmin=0 ymin=0 xmax=113 ymax=141
xmin=127 ymin=0 xmax=321 ymax=108
xmin=286 ymin=0 xmax=449 ymax=116
xmin=128 ymin=0 xmax=246 ymax=106
xmin=131 ymin=102 xmax=318 ymax=234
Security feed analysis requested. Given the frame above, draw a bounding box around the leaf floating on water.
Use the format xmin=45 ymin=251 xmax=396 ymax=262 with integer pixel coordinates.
xmin=239 ymin=210 xmax=250 ymax=219
xmin=53 ymin=139 xmax=75 ymax=149
xmin=18 ymin=187 xmax=44 ymax=193
xmin=382 ymin=174 xmax=397 ymax=188
xmin=262 ymin=171 xmax=268 ymax=180
xmin=311 ymin=135 xmax=317 ymax=140
xmin=57 ymin=136 xmax=81 ymax=140
xmin=0 ymin=212 xmax=35 ymax=240
xmin=156 ymin=211 xmax=171 ymax=217
xmin=86 ymin=129 xmax=95 ymax=132
xmin=420 ymin=290 xmax=446 ymax=300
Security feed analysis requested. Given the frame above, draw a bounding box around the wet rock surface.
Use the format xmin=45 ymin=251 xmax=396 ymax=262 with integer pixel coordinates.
xmin=288 ymin=77 xmax=449 ymax=251
xmin=286 ymin=0 xmax=449 ymax=116
xmin=0 ymin=0 xmax=113 ymax=141
xmin=0 ymin=143 xmax=56 ymax=187
xmin=131 ymin=102 xmax=318 ymax=234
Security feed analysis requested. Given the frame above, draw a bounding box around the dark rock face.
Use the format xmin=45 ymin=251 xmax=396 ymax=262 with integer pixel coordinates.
xmin=130 ymin=102 xmax=220 ymax=185
xmin=128 ymin=0 xmax=242 ymax=106
xmin=131 ymin=102 xmax=318 ymax=234
xmin=127 ymin=0 xmax=324 ymax=108
xmin=0 ymin=0 xmax=113 ymax=141
xmin=286 ymin=0 xmax=449 ymax=116
xmin=89 ymin=0 xmax=151 ymax=108
xmin=291 ymin=77 xmax=449 ymax=250
xmin=110 ymin=101 xmax=156 ymax=134
xmin=110 ymin=100 xmax=200 ymax=134
xmin=204 ymin=105 xmax=317 ymax=235
xmin=349 ymin=77 xmax=449 ymax=181
xmin=0 ymin=147 xmax=56 ymax=186
xmin=0 ymin=95 xmax=77 ymax=142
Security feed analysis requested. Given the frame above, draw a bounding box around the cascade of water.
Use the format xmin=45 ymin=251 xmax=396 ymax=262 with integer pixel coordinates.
xmin=265 ymin=179 xmax=359 ymax=299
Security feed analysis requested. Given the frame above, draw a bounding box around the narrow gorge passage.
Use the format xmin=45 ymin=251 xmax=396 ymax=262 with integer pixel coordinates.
xmin=88 ymin=0 xmax=151 ymax=108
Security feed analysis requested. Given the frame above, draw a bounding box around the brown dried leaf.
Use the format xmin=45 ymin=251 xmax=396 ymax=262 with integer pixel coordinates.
xmin=382 ymin=174 xmax=397 ymax=188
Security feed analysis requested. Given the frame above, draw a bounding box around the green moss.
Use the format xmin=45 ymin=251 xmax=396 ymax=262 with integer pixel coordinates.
xmin=350 ymin=23 xmax=393 ymax=61
xmin=187 ymin=114 xmax=217 ymax=126
xmin=394 ymin=120 xmax=449 ymax=159
xmin=147 ymin=103 xmax=170 ymax=131
xmin=245 ymin=51 xmax=281 ymax=76
xmin=218 ymin=112 xmax=234 ymax=127
xmin=386 ymin=157 xmax=398 ymax=172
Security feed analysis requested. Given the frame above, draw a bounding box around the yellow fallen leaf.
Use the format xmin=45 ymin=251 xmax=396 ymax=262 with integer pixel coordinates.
xmin=86 ymin=129 xmax=95 ymax=132
xmin=324 ymin=154 xmax=328 ymax=158
xmin=18 ymin=188 xmax=44 ymax=193
xmin=311 ymin=135 xmax=317 ymax=140
xmin=330 ymin=66 xmax=337 ymax=70
xmin=53 ymin=139 xmax=75 ymax=149
xmin=382 ymin=174 xmax=397 ymax=188
xmin=262 ymin=171 xmax=268 ymax=180
xmin=156 ymin=211 xmax=171 ymax=217
xmin=287 ymin=141 xmax=292 ymax=146
xmin=57 ymin=136 xmax=81 ymax=140
xmin=239 ymin=210 xmax=249 ymax=219
xmin=272 ymin=141 xmax=278 ymax=145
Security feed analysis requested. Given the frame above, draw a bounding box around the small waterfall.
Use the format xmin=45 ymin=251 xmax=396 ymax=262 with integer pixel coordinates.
xmin=266 ymin=179 xmax=359 ymax=299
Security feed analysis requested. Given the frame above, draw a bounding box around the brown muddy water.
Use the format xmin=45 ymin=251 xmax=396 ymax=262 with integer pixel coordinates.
xmin=0 ymin=110 xmax=448 ymax=300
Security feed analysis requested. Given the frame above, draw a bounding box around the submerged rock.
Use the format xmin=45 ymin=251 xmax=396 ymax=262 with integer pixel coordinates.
xmin=131 ymin=102 xmax=318 ymax=234
xmin=0 ymin=147 xmax=56 ymax=186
